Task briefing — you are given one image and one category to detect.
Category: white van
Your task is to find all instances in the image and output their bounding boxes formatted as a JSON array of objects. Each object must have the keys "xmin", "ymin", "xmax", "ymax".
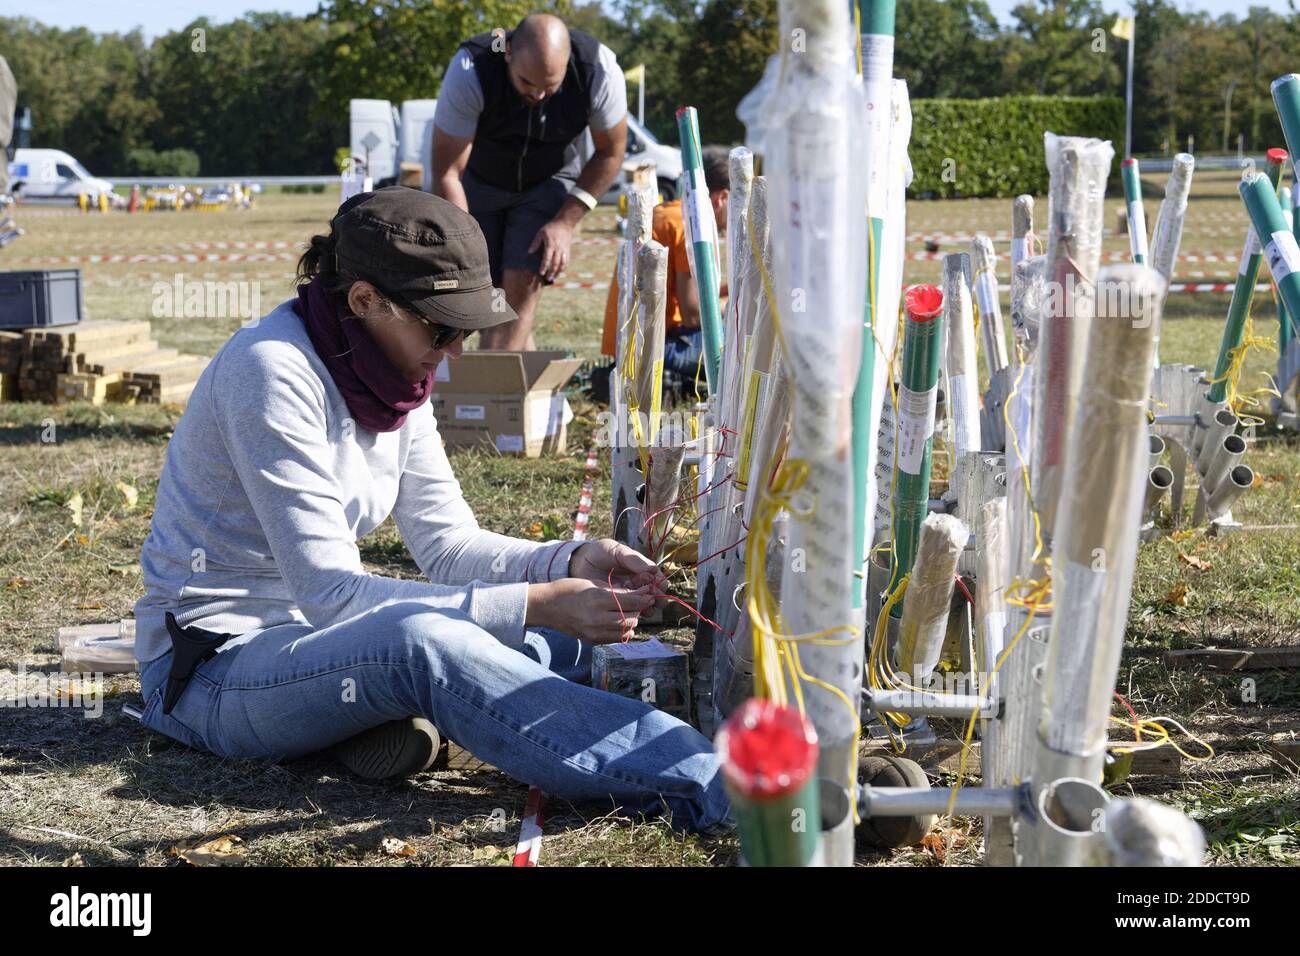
[{"xmin": 8, "ymin": 148, "xmax": 116, "ymax": 203}]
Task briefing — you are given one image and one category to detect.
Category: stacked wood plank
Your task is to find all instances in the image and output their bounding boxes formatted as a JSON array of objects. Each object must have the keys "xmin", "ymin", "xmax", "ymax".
[
  {"xmin": 0, "ymin": 331, "xmax": 21, "ymax": 400},
  {"xmin": 6, "ymin": 320, "xmax": 209, "ymax": 406}
]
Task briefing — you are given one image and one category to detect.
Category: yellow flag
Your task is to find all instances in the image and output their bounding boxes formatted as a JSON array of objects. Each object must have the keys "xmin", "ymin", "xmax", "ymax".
[
  {"xmin": 624, "ymin": 63, "xmax": 645, "ymax": 85},
  {"xmin": 1111, "ymin": 16, "xmax": 1134, "ymax": 41}
]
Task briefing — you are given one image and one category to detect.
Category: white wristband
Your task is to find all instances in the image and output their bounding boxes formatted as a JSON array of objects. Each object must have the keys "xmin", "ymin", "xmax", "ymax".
[{"xmin": 569, "ymin": 186, "xmax": 598, "ymax": 211}]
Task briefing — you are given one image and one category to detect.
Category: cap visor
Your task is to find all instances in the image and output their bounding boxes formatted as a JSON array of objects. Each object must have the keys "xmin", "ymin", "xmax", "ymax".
[{"xmin": 408, "ymin": 285, "xmax": 517, "ymax": 330}]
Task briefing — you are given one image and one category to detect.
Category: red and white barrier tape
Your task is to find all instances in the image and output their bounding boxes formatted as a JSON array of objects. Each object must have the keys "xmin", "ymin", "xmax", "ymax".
[{"xmin": 511, "ymin": 447, "xmax": 601, "ymax": 867}]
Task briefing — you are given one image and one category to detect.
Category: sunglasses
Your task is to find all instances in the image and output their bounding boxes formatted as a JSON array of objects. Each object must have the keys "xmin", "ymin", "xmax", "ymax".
[{"xmin": 385, "ymin": 291, "xmax": 466, "ymax": 350}]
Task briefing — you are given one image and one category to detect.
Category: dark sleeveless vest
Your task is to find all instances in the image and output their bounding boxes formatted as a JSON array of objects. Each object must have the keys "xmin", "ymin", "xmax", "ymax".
[{"xmin": 460, "ymin": 28, "xmax": 602, "ymax": 192}]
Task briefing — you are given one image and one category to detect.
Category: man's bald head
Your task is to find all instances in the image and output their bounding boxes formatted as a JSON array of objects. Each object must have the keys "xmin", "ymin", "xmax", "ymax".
[{"xmin": 506, "ymin": 13, "xmax": 570, "ymax": 106}]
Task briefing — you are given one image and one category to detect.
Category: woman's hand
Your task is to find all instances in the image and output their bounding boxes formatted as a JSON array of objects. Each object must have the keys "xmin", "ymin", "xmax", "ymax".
[
  {"xmin": 526, "ymin": 578, "xmax": 656, "ymax": 644},
  {"xmin": 569, "ymin": 539, "xmax": 668, "ymax": 593}
]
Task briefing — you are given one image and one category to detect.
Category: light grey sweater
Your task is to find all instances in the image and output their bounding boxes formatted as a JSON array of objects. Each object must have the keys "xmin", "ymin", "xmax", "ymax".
[{"xmin": 133, "ymin": 299, "xmax": 581, "ymax": 664}]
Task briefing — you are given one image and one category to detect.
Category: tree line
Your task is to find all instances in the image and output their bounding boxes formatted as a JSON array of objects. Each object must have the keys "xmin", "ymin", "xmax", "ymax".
[{"xmin": 1, "ymin": 0, "xmax": 1295, "ymax": 177}]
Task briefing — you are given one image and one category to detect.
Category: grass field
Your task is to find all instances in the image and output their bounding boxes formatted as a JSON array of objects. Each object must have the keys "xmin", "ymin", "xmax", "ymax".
[{"xmin": 1, "ymin": 169, "xmax": 1297, "ymax": 867}]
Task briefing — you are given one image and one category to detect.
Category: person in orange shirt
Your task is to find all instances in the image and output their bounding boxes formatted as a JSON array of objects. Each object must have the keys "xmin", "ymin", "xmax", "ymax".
[{"xmin": 601, "ymin": 146, "xmax": 731, "ymax": 379}]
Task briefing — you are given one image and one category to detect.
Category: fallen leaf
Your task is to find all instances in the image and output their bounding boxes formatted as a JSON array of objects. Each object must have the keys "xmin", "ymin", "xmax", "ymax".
[
  {"xmin": 1266, "ymin": 473, "xmax": 1288, "ymax": 483},
  {"xmin": 66, "ymin": 492, "xmax": 83, "ymax": 528},
  {"xmin": 5, "ymin": 578, "xmax": 26, "ymax": 589},
  {"xmin": 381, "ymin": 836, "xmax": 416, "ymax": 857},
  {"xmin": 176, "ymin": 834, "xmax": 246, "ymax": 866},
  {"xmin": 1169, "ymin": 529, "xmax": 1198, "ymax": 543},
  {"xmin": 116, "ymin": 481, "xmax": 139, "ymax": 509},
  {"xmin": 74, "ymin": 602, "xmax": 105, "ymax": 610},
  {"xmin": 920, "ymin": 831, "xmax": 948, "ymax": 863},
  {"xmin": 108, "ymin": 563, "xmax": 141, "ymax": 576},
  {"xmin": 75, "ymin": 534, "xmax": 89, "ymax": 545},
  {"xmin": 1163, "ymin": 582, "xmax": 1193, "ymax": 607},
  {"xmin": 1251, "ymin": 472, "xmax": 1264, "ymax": 489},
  {"xmin": 1177, "ymin": 553, "xmax": 1213, "ymax": 571}
]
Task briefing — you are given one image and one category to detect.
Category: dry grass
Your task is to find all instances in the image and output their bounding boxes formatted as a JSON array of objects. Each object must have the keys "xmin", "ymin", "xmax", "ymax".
[{"xmin": 1, "ymin": 170, "xmax": 1297, "ymax": 867}]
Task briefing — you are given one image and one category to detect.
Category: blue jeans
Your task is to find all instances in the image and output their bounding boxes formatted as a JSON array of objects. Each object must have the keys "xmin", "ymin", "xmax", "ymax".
[
  {"xmin": 137, "ymin": 602, "xmax": 731, "ymax": 832},
  {"xmin": 663, "ymin": 330, "xmax": 704, "ymax": 378}
]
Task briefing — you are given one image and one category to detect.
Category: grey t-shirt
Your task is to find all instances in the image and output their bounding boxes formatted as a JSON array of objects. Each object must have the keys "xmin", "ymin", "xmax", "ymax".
[{"xmin": 434, "ymin": 42, "xmax": 627, "ymax": 140}]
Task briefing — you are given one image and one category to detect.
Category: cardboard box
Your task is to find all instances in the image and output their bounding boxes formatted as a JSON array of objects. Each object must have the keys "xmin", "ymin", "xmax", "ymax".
[{"xmin": 431, "ymin": 350, "xmax": 582, "ymax": 457}]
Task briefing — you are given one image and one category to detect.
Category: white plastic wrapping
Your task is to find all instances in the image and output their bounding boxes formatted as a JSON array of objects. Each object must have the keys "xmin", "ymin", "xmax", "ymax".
[
  {"xmin": 1042, "ymin": 264, "xmax": 1163, "ymax": 760},
  {"xmin": 767, "ymin": 0, "xmax": 867, "ymax": 769},
  {"xmin": 896, "ymin": 512, "xmax": 967, "ymax": 687},
  {"xmin": 1033, "ymin": 133, "xmax": 1115, "ymax": 541}
]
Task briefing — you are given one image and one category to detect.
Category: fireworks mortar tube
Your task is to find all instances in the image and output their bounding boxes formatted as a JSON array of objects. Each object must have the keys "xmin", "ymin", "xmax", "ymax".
[
  {"xmin": 675, "ymin": 106, "xmax": 724, "ymax": 395},
  {"xmin": 852, "ymin": 0, "xmax": 897, "ymax": 614},
  {"xmin": 887, "ymin": 284, "xmax": 945, "ymax": 611},
  {"xmin": 894, "ymin": 512, "xmax": 967, "ymax": 689},
  {"xmin": 1120, "ymin": 158, "xmax": 1148, "ymax": 266},
  {"xmin": 942, "ymin": 252, "xmax": 981, "ymax": 527},
  {"xmin": 1239, "ymin": 169, "xmax": 1300, "ymax": 360},
  {"xmin": 1147, "ymin": 153, "xmax": 1194, "ymax": 368},
  {"xmin": 1271, "ymin": 75, "xmax": 1300, "ymax": 176},
  {"xmin": 1280, "ymin": 186, "xmax": 1294, "ymax": 354},
  {"xmin": 1204, "ymin": 152, "xmax": 1287, "ymax": 408},
  {"xmin": 1037, "ymin": 263, "xmax": 1163, "ymax": 793},
  {"xmin": 765, "ymin": 0, "xmax": 868, "ymax": 866},
  {"xmin": 971, "ymin": 233, "xmax": 1010, "ymax": 377},
  {"xmin": 716, "ymin": 699, "xmax": 822, "ymax": 867},
  {"xmin": 1032, "ymin": 134, "xmax": 1115, "ymax": 544}
]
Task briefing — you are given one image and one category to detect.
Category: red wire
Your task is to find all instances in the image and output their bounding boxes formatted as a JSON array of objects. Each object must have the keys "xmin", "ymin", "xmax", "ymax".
[
  {"xmin": 1113, "ymin": 691, "xmax": 1143, "ymax": 743},
  {"xmin": 954, "ymin": 574, "xmax": 975, "ymax": 609},
  {"xmin": 692, "ymin": 535, "xmax": 748, "ymax": 568}
]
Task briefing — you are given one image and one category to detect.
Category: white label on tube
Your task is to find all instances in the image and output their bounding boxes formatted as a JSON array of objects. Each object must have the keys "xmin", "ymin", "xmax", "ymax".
[
  {"xmin": 895, "ymin": 383, "xmax": 937, "ymax": 475},
  {"xmin": 1239, "ymin": 228, "xmax": 1260, "ymax": 275},
  {"xmin": 860, "ymin": 34, "xmax": 894, "ymax": 83},
  {"xmin": 1127, "ymin": 201, "xmax": 1149, "ymax": 259},
  {"xmin": 1264, "ymin": 230, "xmax": 1300, "ymax": 282},
  {"xmin": 684, "ymin": 167, "xmax": 715, "ymax": 251}
]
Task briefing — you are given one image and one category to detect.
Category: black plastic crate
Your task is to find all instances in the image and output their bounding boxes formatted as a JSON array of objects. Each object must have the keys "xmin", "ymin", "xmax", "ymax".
[{"xmin": 0, "ymin": 269, "xmax": 84, "ymax": 329}]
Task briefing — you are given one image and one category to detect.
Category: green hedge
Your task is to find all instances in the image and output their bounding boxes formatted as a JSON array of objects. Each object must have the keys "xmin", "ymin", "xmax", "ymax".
[{"xmin": 907, "ymin": 96, "xmax": 1124, "ymax": 199}]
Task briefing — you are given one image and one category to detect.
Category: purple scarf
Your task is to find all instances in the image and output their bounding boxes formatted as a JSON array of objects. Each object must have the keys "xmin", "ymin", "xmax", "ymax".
[{"xmin": 293, "ymin": 278, "xmax": 434, "ymax": 433}]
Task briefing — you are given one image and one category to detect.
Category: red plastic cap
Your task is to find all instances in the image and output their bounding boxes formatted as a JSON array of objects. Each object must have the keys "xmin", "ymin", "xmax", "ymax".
[
  {"xmin": 1267, "ymin": 148, "xmax": 1289, "ymax": 165},
  {"xmin": 905, "ymin": 283, "xmax": 944, "ymax": 321},
  {"xmin": 1122, "ymin": 157, "xmax": 1137, "ymax": 167},
  {"xmin": 675, "ymin": 106, "xmax": 692, "ymax": 119},
  {"xmin": 717, "ymin": 699, "xmax": 819, "ymax": 799}
]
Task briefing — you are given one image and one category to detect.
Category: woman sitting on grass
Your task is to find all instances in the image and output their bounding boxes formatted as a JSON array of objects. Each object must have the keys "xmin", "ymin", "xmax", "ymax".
[{"xmin": 133, "ymin": 187, "xmax": 731, "ymax": 833}]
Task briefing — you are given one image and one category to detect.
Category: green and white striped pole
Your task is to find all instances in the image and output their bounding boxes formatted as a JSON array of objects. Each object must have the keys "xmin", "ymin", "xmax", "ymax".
[
  {"xmin": 1205, "ymin": 150, "xmax": 1287, "ymax": 407},
  {"xmin": 1121, "ymin": 157, "xmax": 1148, "ymax": 265},
  {"xmin": 676, "ymin": 106, "xmax": 724, "ymax": 395},
  {"xmin": 887, "ymin": 285, "xmax": 944, "ymax": 611},
  {"xmin": 1241, "ymin": 171, "xmax": 1300, "ymax": 335},
  {"xmin": 852, "ymin": 0, "xmax": 895, "ymax": 612}
]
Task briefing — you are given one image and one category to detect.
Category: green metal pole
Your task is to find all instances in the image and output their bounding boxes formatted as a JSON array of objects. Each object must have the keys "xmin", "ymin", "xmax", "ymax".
[
  {"xmin": 1241, "ymin": 171, "xmax": 1300, "ymax": 331},
  {"xmin": 852, "ymin": 0, "xmax": 896, "ymax": 612},
  {"xmin": 675, "ymin": 106, "xmax": 724, "ymax": 395},
  {"xmin": 888, "ymin": 285, "xmax": 944, "ymax": 612},
  {"xmin": 1206, "ymin": 151, "xmax": 1286, "ymax": 404},
  {"xmin": 716, "ymin": 699, "xmax": 822, "ymax": 867},
  {"xmin": 1121, "ymin": 157, "xmax": 1148, "ymax": 265}
]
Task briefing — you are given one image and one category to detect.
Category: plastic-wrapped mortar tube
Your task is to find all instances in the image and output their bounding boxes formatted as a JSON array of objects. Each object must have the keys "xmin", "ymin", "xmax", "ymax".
[
  {"xmin": 895, "ymin": 512, "xmax": 967, "ymax": 688},
  {"xmin": 887, "ymin": 285, "xmax": 945, "ymax": 607},
  {"xmin": 1012, "ymin": 194, "xmax": 1035, "ymax": 275},
  {"xmin": 1281, "ymin": 185, "xmax": 1294, "ymax": 354},
  {"xmin": 766, "ymin": 0, "xmax": 867, "ymax": 852},
  {"xmin": 1147, "ymin": 153, "xmax": 1194, "ymax": 370},
  {"xmin": 971, "ymin": 234, "xmax": 1009, "ymax": 377},
  {"xmin": 717, "ymin": 699, "xmax": 822, "ymax": 866},
  {"xmin": 852, "ymin": 0, "xmax": 900, "ymax": 617},
  {"xmin": 1039, "ymin": 263, "xmax": 1163, "ymax": 786},
  {"xmin": 943, "ymin": 253, "xmax": 980, "ymax": 523},
  {"xmin": 676, "ymin": 106, "xmax": 725, "ymax": 395},
  {"xmin": 1032, "ymin": 134, "xmax": 1115, "ymax": 543}
]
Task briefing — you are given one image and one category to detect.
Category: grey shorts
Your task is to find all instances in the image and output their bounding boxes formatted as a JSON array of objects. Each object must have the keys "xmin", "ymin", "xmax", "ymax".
[{"xmin": 463, "ymin": 170, "xmax": 571, "ymax": 284}]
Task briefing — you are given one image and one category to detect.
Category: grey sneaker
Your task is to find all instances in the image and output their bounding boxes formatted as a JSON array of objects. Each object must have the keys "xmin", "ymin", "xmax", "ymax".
[{"xmin": 330, "ymin": 717, "xmax": 446, "ymax": 780}]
